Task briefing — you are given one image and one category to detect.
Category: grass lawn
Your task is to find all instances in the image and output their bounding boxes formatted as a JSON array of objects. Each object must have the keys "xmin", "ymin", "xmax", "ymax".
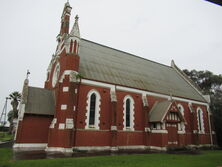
[
  {"xmin": 0, "ymin": 132, "xmax": 13, "ymax": 142},
  {"xmin": 0, "ymin": 148, "xmax": 222, "ymax": 167}
]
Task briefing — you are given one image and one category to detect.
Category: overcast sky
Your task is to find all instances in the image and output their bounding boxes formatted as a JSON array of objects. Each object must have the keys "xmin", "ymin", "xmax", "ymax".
[{"xmin": 0, "ymin": 0, "xmax": 222, "ymax": 119}]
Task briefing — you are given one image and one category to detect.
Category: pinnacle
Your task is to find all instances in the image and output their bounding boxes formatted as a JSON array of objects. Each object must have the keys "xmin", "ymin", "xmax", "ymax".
[{"xmin": 70, "ymin": 15, "xmax": 80, "ymax": 38}]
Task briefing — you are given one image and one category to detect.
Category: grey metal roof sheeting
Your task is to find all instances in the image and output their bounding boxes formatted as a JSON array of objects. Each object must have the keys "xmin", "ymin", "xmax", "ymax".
[
  {"xmin": 25, "ymin": 87, "xmax": 55, "ymax": 115},
  {"xmin": 79, "ymin": 39, "xmax": 206, "ymax": 102},
  {"xmin": 149, "ymin": 101, "xmax": 171, "ymax": 122}
]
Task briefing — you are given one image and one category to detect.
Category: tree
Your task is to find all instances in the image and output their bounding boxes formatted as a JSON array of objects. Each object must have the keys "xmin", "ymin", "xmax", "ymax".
[
  {"xmin": 9, "ymin": 91, "xmax": 21, "ymax": 118},
  {"xmin": 7, "ymin": 110, "xmax": 14, "ymax": 134},
  {"xmin": 8, "ymin": 91, "xmax": 21, "ymax": 134},
  {"xmin": 183, "ymin": 69, "xmax": 222, "ymax": 146}
]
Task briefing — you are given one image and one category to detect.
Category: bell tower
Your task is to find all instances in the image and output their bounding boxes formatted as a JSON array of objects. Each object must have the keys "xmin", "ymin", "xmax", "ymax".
[{"xmin": 45, "ymin": 2, "xmax": 81, "ymax": 152}]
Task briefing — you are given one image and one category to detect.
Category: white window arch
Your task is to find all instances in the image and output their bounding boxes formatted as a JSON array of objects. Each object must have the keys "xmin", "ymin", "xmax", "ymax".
[
  {"xmin": 197, "ymin": 107, "xmax": 205, "ymax": 133},
  {"xmin": 123, "ymin": 95, "xmax": 135, "ymax": 130},
  {"xmin": 177, "ymin": 104, "xmax": 184, "ymax": 116},
  {"xmin": 85, "ymin": 89, "xmax": 101, "ymax": 129}
]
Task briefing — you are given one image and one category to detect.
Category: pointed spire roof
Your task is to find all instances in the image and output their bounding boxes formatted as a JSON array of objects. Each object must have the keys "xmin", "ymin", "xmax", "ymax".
[
  {"xmin": 61, "ymin": 1, "xmax": 72, "ymax": 18},
  {"xmin": 70, "ymin": 15, "xmax": 80, "ymax": 38}
]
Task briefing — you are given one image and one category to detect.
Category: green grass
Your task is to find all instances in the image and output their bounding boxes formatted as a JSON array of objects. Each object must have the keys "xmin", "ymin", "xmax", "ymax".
[
  {"xmin": 0, "ymin": 132, "xmax": 13, "ymax": 142},
  {"xmin": 0, "ymin": 148, "xmax": 222, "ymax": 167}
]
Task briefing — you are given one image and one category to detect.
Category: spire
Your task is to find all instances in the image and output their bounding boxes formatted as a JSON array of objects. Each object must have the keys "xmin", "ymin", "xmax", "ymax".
[
  {"xmin": 62, "ymin": 1, "xmax": 71, "ymax": 18},
  {"xmin": 70, "ymin": 15, "xmax": 80, "ymax": 38},
  {"xmin": 59, "ymin": 2, "xmax": 72, "ymax": 36}
]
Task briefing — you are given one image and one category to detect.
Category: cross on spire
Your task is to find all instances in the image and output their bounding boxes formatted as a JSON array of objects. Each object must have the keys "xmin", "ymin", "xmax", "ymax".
[{"xmin": 26, "ymin": 70, "xmax": 30, "ymax": 79}]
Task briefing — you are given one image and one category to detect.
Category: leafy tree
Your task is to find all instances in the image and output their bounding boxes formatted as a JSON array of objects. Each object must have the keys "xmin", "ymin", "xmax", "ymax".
[
  {"xmin": 183, "ymin": 69, "xmax": 222, "ymax": 146},
  {"xmin": 9, "ymin": 91, "xmax": 21, "ymax": 118}
]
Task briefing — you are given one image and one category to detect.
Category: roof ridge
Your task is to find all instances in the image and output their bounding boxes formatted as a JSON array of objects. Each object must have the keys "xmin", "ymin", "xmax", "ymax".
[{"xmin": 81, "ymin": 38, "xmax": 171, "ymax": 69}]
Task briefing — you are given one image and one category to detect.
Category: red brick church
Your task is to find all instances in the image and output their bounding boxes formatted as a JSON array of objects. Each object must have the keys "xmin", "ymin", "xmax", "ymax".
[{"xmin": 14, "ymin": 2, "xmax": 215, "ymax": 152}]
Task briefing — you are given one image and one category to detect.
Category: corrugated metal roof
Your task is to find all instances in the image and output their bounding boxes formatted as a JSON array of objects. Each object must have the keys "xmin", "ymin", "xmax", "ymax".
[
  {"xmin": 79, "ymin": 39, "xmax": 206, "ymax": 102},
  {"xmin": 149, "ymin": 101, "xmax": 171, "ymax": 122},
  {"xmin": 25, "ymin": 87, "xmax": 55, "ymax": 115}
]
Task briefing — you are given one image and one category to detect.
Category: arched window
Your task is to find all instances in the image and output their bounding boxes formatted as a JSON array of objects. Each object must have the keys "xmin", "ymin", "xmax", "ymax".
[
  {"xmin": 89, "ymin": 93, "xmax": 96, "ymax": 125},
  {"xmin": 85, "ymin": 90, "xmax": 101, "ymax": 129},
  {"xmin": 197, "ymin": 107, "xmax": 204, "ymax": 133},
  {"xmin": 126, "ymin": 99, "xmax": 130, "ymax": 127},
  {"xmin": 123, "ymin": 95, "xmax": 135, "ymax": 130},
  {"xmin": 198, "ymin": 110, "xmax": 202, "ymax": 131}
]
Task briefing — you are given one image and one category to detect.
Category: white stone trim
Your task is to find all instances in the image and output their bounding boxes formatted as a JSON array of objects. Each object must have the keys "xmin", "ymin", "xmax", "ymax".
[
  {"xmin": 110, "ymin": 90, "xmax": 117, "ymax": 102},
  {"xmin": 82, "ymin": 79, "xmax": 115, "ymax": 91},
  {"xmin": 177, "ymin": 103, "xmax": 184, "ymax": 116},
  {"xmin": 207, "ymin": 107, "xmax": 213, "ymax": 145},
  {"xmin": 85, "ymin": 89, "xmax": 101, "ymax": 130},
  {"xmin": 168, "ymin": 141, "xmax": 178, "ymax": 145},
  {"xmin": 188, "ymin": 102, "xmax": 194, "ymax": 113},
  {"xmin": 81, "ymin": 79, "xmax": 208, "ymax": 106},
  {"xmin": 123, "ymin": 95, "xmax": 135, "ymax": 131},
  {"xmin": 55, "ymin": 41, "xmax": 65, "ymax": 56},
  {"xmin": 145, "ymin": 127, "xmax": 151, "ymax": 132},
  {"xmin": 111, "ymin": 147, "xmax": 118, "ymax": 151},
  {"xmin": 74, "ymin": 146, "xmax": 111, "ymax": 151},
  {"xmin": 111, "ymin": 126, "xmax": 117, "ymax": 131},
  {"xmin": 118, "ymin": 145, "xmax": 147, "ymax": 150},
  {"xmin": 149, "ymin": 146, "xmax": 167, "ymax": 151},
  {"xmin": 142, "ymin": 95, "xmax": 148, "ymax": 106},
  {"xmin": 59, "ymin": 123, "xmax": 65, "ymax": 129},
  {"xmin": 187, "ymin": 144, "xmax": 213, "ymax": 149},
  {"xmin": 178, "ymin": 130, "xmax": 186, "ymax": 134},
  {"xmin": 151, "ymin": 129, "xmax": 168, "ymax": 134},
  {"xmin": 63, "ymin": 87, "xmax": 69, "ymax": 92},
  {"xmin": 13, "ymin": 143, "xmax": 47, "ymax": 150},
  {"xmin": 18, "ymin": 103, "xmax": 25, "ymax": 121},
  {"xmin": 59, "ymin": 70, "xmax": 79, "ymax": 83},
  {"xmin": 193, "ymin": 130, "xmax": 198, "ymax": 134},
  {"xmin": 61, "ymin": 104, "xmax": 67, "ymax": 110},
  {"xmin": 118, "ymin": 130, "xmax": 143, "ymax": 133},
  {"xmin": 52, "ymin": 62, "xmax": 60, "ymax": 87},
  {"xmin": 117, "ymin": 85, "xmax": 208, "ymax": 106},
  {"xmin": 49, "ymin": 118, "xmax": 57, "ymax": 129},
  {"xmin": 76, "ymin": 128, "xmax": 110, "ymax": 132},
  {"xmin": 178, "ymin": 122, "xmax": 185, "ymax": 132},
  {"xmin": 65, "ymin": 118, "xmax": 74, "ymax": 129},
  {"xmin": 45, "ymin": 147, "xmax": 73, "ymax": 153},
  {"xmin": 197, "ymin": 107, "xmax": 205, "ymax": 134}
]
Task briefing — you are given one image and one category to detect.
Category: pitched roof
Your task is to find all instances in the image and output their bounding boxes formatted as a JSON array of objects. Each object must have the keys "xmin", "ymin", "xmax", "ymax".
[
  {"xmin": 25, "ymin": 87, "xmax": 55, "ymax": 115},
  {"xmin": 79, "ymin": 39, "xmax": 206, "ymax": 102},
  {"xmin": 149, "ymin": 101, "xmax": 172, "ymax": 122},
  {"xmin": 149, "ymin": 100, "xmax": 186, "ymax": 123}
]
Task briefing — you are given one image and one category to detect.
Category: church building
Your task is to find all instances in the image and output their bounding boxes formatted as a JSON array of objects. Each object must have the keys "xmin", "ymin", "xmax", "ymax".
[{"xmin": 14, "ymin": 2, "xmax": 215, "ymax": 152}]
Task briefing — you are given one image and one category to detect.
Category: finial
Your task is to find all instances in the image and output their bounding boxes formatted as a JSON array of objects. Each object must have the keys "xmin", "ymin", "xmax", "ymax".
[
  {"xmin": 75, "ymin": 15, "xmax": 79, "ymax": 22},
  {"xmin": 26, "ymin": 70, "xmax": 30, "ymax": 79},
  {"xmin": 171, "ymin": 59, "xmax": 175, "ymax": 67}
]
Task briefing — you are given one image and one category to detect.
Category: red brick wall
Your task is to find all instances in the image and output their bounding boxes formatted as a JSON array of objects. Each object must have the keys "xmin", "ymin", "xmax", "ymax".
[{"xmin": 16, "ymin": 114, "xmax": 52, "ymax": 143}]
